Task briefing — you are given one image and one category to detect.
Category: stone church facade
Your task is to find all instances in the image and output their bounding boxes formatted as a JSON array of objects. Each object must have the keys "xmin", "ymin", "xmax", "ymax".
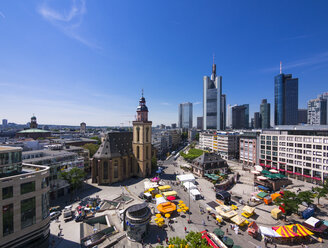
[{"xmin": 91, "ymin": 94, "xmax": 153, "ymax": 185}]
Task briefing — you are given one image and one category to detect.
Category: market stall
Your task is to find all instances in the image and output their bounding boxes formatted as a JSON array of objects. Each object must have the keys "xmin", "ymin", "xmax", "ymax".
[
  {"xmin": 231, "ymin": 215, "xmax": 248, "ymax": 226},
  {"xmin": 176, "ymin": 174, "xmax": 196, "ymax": 184},
  {"xmin": 157, "ymin": 201, "xmax": 177, "ymax": 214},
  {"xmin": 162, "ymin": 191, "xmax": 177, "ymax": 198},
  {"xmin": 158, "ymin": 185, "xmax": 171, "ymax": 193},
  {"xmin": 242, "ymin": 206, "xmax": 255, "ymax": 218}
]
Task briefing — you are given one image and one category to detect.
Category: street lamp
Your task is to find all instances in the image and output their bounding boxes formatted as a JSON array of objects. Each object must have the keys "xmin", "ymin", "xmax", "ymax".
[{"xmin": 188, "ymin": 183, "xmax": 191, "ymax": 223}]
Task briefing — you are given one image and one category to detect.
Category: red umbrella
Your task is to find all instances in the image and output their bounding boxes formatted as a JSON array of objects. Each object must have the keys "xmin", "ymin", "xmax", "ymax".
[{"xmin": 167, "ymin": 196, "xmax": 176, "ymax": 201}]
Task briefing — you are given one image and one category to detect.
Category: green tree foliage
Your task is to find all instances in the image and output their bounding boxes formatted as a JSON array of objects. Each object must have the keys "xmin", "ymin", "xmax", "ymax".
[
  {"xmin": 274, "ymin": 190, "xmax": 300, "ymax": 219},
  {"xmin": 195, "ymin": 133, "xmax": 199, "ymax": 141},
  {"xmin": 60, "ymin": 167, "xmax": 86, "ymax": 199},
  {"xmin": 313, "ymin": 186, "xmax": 328, "ymax": 205},
  {"xmin": 185, "ymin": 231, "xmax": 210, "ymax": 248},
  {"xmin": 297, "ymin": 191, "xmax": 314, "ymax": 206},
  {"xmin": 83, "ymin": 143, "xmax": 100, "ymax": 157},
  {"xmin": 90, "ymin": 136, "xmax": 101, "ymax": 145},
  {"xmin": 151, "ymin": 156, "xmax": 158, "ymax": 170},
  {"xmin": 180, "ymin": 148, "xmax": 204, "ymax": 161},
  {"xmin": 181, "ymin": 132, "xmax": 188, "ymax": 140}
]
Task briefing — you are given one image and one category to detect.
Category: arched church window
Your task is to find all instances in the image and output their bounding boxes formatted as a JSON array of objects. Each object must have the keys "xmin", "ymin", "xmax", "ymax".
[
  {"xmin": 146, "ymin": 127, "xmax": 149, "ymax": 142},
  {"xmin": 136, "ymin": 127, "xmax": 140, "ymax": 142}
]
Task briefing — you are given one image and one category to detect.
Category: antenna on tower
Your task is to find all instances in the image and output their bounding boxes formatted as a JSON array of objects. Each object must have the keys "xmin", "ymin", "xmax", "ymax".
[
  {"xmin": 142, "ymin": 89, "xmax": 144, "ymax": 97},
  {"xmin": 213, "ymin": 53, "xmax": 215, "ymax": 64},
  {"xmin": 280, "ymin": 61, "xmax": 282, "ymax": 74}
]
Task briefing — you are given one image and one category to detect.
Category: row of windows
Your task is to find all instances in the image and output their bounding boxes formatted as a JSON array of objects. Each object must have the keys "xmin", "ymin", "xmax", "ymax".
[
  {"xmin": 2, "ymin": 179, "xmax": 48, "ymax": 200},
  {"xmin": 136, "ymin": 127, "xmax": 150, "ymax": 143}
]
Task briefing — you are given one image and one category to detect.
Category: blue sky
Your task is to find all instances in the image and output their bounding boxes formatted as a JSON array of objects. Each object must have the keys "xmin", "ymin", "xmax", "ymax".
[{"xmin": 1, "ymin": 0, "xmax": 328, "ymax": 126}]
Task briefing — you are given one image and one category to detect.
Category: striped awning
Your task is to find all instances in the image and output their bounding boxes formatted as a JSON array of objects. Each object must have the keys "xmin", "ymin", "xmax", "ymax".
[{"xmin": 272, "ymin": 224, "xmax": 313, "ymax": 237}]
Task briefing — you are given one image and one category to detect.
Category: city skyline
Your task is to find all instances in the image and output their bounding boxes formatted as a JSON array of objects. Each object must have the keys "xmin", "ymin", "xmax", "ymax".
[{"xmin": 1, "ymin": 1, "xmax": 328, "ymax": 126}]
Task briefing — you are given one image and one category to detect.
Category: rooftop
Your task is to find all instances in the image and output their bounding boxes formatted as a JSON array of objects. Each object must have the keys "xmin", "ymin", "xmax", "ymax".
[
  {"xmin": 0, "ymin": 146, "xmax": 22, "ymax": 152},
  {"xmin": 17, "ymin": 128, "xmax": 51, "ymax": 133}
]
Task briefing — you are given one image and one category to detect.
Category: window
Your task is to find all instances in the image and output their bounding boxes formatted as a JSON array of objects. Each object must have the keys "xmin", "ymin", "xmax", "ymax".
[
  {"xmin": 41, "ymin": 193, "xmax": 49, "ymax": 220},
  {"xmin": 123, "ymin": 159, "xmax": 126, "ymax": 175},
  {"xmin": 2, "ymin": 186, "xmax": 13, "ymax": 200},
  {"xmin": 130, "ymin": 157, "xmax": 133, "ymax": 173},
  {"xmin": 103, "ymin": 161, "xmax": 108, "ymax": 180},
  {"xmin": 21, "ymin": 197, "xmax": 36, "ymax": 229},
  {"xmin": 41, "ymin": 177, "xmax": 49, "ymax": 189},
  {"xmin": 3, "ymin": 204, "xmax": 14, "ymax": 236},
  {"xmin": 137, "ymin": 146, "xmax": 140, "ymax": 159},
  {"xmin": 21, "ymin": 181, "xmax": 35, "ymax": 195},
  {"xmin": 114, "ymin": 161, "xmax": 118, "ymax": 178},
  {"xmin": 136, "ymin": 127, "xmax": 140, "ymax": 142},
  {"xmin": 146, "ymin": 127, "xmax": 149, "ymax": 142},
  {"xmin": 146, "ymin": 146, "xmax": 149, "ymax": 159}
]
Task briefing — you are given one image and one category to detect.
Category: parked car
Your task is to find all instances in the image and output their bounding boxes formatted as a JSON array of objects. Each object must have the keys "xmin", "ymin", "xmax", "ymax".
[
  {"xmin": 50, "ymin": 211, "xmax": 61, "ymax": 220},
  {"xmin": 49, "ymin": 206, "xmax": 60, "ymax": 213}
]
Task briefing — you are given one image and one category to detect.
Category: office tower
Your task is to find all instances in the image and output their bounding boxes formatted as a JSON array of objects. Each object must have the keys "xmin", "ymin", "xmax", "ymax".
[
  {"xmin": 298, "ymin": 109, "xmax": 307, "ymax": 124},
  {"xmin": 171, "ymin": 123, "xmax": 177, "ymax": 129},
  {"xmin": 307, "ymin": 94, "xmax": 327, "ymax": 125},
  {"xmin": 178, "ymin": 102, "xmax": 193, "ymax": 129},
  {"xmin": 2, "ymin": 119, "xmax": 8, "ymax": 127},
  {"xmin": 254, "ymin": 112, "xmax": 261, "ymax": 129},
  {"xmin": 260, "ymin": 99, "xmax": 271, "ymax": 129},
  {"xmin": 250, "ymin": 118, "xmax": 254, "ymax": 129},
  {"xmin": 242, "ymin": 104, "xmax": 249, "ymax": 129},
  {"xmin": 221, "ymin": 94, "xmax": 226, "ymax": 130},
  {"xmin": 197, "ymin": 117, "xmax": 203, "ymax": 130},
  {"xmin": 232, "ymin": 105, "xmax": 247, "ymax": 129},
  {"xmin": 203, "ymin": 60, "xmax": 223, "ymax": 130},
  {"xmin": 274, "ymin": 63, "xmax": 299, "ymax": 125},
  {"xmin": 227, "ymin": 104, "xmax": 236, "ymax": 129},
  {"xmin": 80, "ymin": 122, "xmax": 86, "ymax": 134}
]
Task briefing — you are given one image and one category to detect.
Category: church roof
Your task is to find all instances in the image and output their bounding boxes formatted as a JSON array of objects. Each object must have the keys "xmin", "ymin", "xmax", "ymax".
[{"xmin": 93, "ymin": 131, "xmax": 133, "ymax": 159}]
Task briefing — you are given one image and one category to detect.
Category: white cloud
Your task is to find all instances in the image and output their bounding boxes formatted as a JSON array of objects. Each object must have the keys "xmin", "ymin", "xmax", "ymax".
[
  {"xmin": 37, "ymin": 0, "xmax": 101, "ymax": 50},
  {"xmin": 193, "ymin": 101, "xmax": 201, "ymax": 105},
  {"xmin": 161, "ymin": 102, "xmax": 170, "ymax": 106}
]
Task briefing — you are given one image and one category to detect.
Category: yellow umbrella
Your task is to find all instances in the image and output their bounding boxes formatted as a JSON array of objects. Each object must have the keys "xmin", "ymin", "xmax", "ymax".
[
  {"xmin": 177, "ymin": 209, "xmax": 182, "ymax": 213},
  {"xmin": 159, "ymin": 218, "xmax": 164, "ymax": 222},
  {"xmin": 149, "ymin": 188, "xmax": 155, "ymax": 191},
  {"xmin": 179, "ymin": 200, "xmax": 184, "ymax": 204},
  {"xmin": 156, "ymin": 213, "xmax": 162, "ymax": 218},
  {"xmin": 155, "ymin": 194, "xmax": 162, "ymax": 198},
  {"xmin": 165, "ymin": 213, "xmax": 170, "ymax": 218},
  {"xmin": 184, "ymin": 207, "xmax": 189, "ymax": 211}
]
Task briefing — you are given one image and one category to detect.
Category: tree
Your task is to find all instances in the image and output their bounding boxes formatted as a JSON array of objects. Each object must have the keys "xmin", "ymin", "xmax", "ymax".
[
  {"xmin": 195, "ymin": 133, "xmax": 199, "ymax": 141},
  {"xmin": 185, "ymin": 231, "xmax": 210, "ymax": 248},
  {"xmin": 297, "ymin": 191, "xmax": 314, "ymax": 206},
  {"xmin": 60, "ymin": 167, "xmax": 86, "ymax": 200},
  {"xmin": 274, "ymin": 190, "xmax": 300, "ymax": 220},
  {"xmin": 313, "ymin": 187, "xmax": 328, "ymax": 205},
  {"xmin": 83, "ymin": 143, "xmax": 99, "ymax": 157},
  {"xmin": 90, "ymin": 136, "xmax": 101, "ymax": 145},
  {"xmin": 151, "ymin": 156, "xmax": 158, "ymax": 171},
  {"xmin": 181, "ymin": 132, "xmax": 188, "ymax": 140}
]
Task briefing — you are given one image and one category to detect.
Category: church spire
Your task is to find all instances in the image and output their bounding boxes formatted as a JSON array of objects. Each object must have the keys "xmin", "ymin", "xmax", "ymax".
[{"xmin": 136, "ymin": 91, "xmax": 148, "ymax": 122}]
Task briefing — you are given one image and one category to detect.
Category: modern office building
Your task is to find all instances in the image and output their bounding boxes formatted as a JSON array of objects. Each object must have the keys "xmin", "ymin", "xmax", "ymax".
[
  {"xmin": 178, "ymin": 102, "xmax": 193, "ymax": 129},
  {"xmin": 259, "ymin": 126, "xmax": 328, "ymax": 183},
  {"xmin": 274, "ymin": 66, "xmax": 299, "ymax": 125},
  {"xmin": 203, "ymin": 61, "xmax": 224, "ymax": 130},
  {"xmin": 80, "ymin": 122, "xmax": 86, "ymax": 134},
  {"xmin": 171, "ymin": 123, "xmax": 177, "ymax": 129},
  {"xmin": 0, "ymin": 146, "xmax": 50, "ymax": 248},
  {"xmin": 197, "ymin": 117, "xmax": 203, "ymax": 130},
  {"xmin": 298, "ymin": 109, "xmax": 308, "ymax": 124},
  {"xmin": 254, "ymin": 112, "xmax": 261, "ymax": 129},
  {"xmin": 226, "ymin": 104, "xmax": 236, "ymax": 129},
  {"xmin": 221, "ymin": 94, "xmax": 227, "ymax": 130},
  {"xmin": 260, "ymin": 99, "xmax": 271, "ymax": 129},
  {"xmin": 307, "ymin": 94, "xmax": 328, "ymax": 125},
  {"xmin": 243, "ymin": 104, "xmax": 249, "ymax": 129},
  {"xmin": 232, "ymin": 105, "xmax": 247, "ymax": 129},
  {"xmin": 2, "ymin": 119, "xmax": 8, "ymax": 128}
]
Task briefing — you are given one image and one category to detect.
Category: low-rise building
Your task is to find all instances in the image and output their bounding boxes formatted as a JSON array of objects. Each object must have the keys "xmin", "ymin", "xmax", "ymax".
[
  {"xmin": 0, "ymin": 146, "xmax": 50, "ymax": 248},
  {"xmin": 192, "ymin": 153, "xmax": 228, "ymax": 177},
  {"xmin": 22, "ymin": 148, "xmax": 84, "ymax": 200},
  {"xmin": 239, "ymin": 131, "xmax": 261, "ymax": 167}
]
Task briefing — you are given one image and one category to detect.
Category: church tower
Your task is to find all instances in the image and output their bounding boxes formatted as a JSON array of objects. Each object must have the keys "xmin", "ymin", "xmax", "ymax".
[
  {"xmin": 30, "ymin": 115, "xmax": 37, "ymax": 129},
  {"xmin": 133, "ymin": 92, "xmax": 152, "ymax": 177}
]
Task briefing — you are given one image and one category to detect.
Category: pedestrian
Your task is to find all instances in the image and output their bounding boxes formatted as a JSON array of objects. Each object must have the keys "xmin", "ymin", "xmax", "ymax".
[
  {"xmin": 207, "ymin": 215, "xmax": 210, "ymax": 221},
  {"xmin": 264, "ymin": 238, "xmax": 268, "ymax": 248},
  {"xmin": 165, "ymin": 237, "xmax": 169, "ymax": 244},
  {"xmin": 202, "ymin": 219, "xmax": 206, "ymax": 226},
  {"xmin": 230, "ymin": 224, "xmax": 233, "ymax": 230},
  {"xmin": 58, "ymin": 224, "xmax": 61, "ymax": 229},
  {"xmin": 226, "ymin": 228, "xmax": 229, "ymax": 234},
  {"xmin": 184, "ymin": 226, "xmax": 187, "ymax": 233}
]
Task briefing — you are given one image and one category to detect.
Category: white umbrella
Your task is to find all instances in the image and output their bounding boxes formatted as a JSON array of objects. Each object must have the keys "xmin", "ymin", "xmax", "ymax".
[
  {"xmin": 251, "ymin": 171, "xmax": 260, "ymax": 174},
  {"xmin": 254, "ymin": 165, "xmax": 263, "ymax": 172},
  {"xmin": 257, "ymin": 176, "xmax": 267, "ymax": 180},
  {"xmin": 269, "ymin": 169, "xmax": 278, "ymax": 173}
]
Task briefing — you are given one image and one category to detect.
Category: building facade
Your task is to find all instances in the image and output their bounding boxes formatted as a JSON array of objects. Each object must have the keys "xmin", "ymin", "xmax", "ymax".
[
  {"xmin": 0, "ymin": 146, "xmax": 50, "ymax": 248},
  {"xmin": 239, "ymin": 132, "xmax": 260, "ymax": 166},
  {"xmin": 298, "ymin": 109, "xmax": 307, "ymax": 124},
  {"xmin": 232, "ymin": 105, "xmax": 247, "ymax": 129},
  {"xmin": 178, "ymin": 102, "xmax": 193, "ymax": 129},
  {"xmin": 197, "ymin": 117, "xmax": 203, "ymax": 130},
  {"xmin": 259, "ymin": 127, "xmax": 328, "ymax": 183},
  {"xmin": 203, "ymin": 62, "xmax": 224, "ymax": 130},
  {"xmin": 274, "ymin": 71, "xmax": 299, "ymax": 125},
  {"xmin": 307, "ymin": 94, "xmax": 327, "ymax": 125},
  {"xmin": 192, "ymin": 153, "xmax": 228, "ymax": 177},
  {"xmin": 260, "ymin": 99, "xmax": 271, "ymax": 129},
  {"xmin": 80, "ymin": 122, "xmax": 86, "ymax": 134},
  {"xmin": 254, "ymin": 112, "xmax": 261, "ymax": 129}
]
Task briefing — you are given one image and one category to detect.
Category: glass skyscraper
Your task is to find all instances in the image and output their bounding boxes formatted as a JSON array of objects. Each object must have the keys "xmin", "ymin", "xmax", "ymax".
[
  {"xmin": 178, "ymin": 102, "xmax": 193, "ymax": 129},
  {"xmin": 274, "ymin": 73, "xmax": 298, "ymax": 125},
  {"xmin": 203, "ymin": 62, "xmax": 224, "ymax": 130},
  {"xmin": 260, "ymin": 99, "xmax": 271, "ymax": 129}
]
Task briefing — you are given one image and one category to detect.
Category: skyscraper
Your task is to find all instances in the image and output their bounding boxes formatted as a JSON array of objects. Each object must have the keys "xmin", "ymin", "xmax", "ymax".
[
  {"xmin": 307, "ymin": 94, "xmax": 327, "ymax": 125},
  {"xmin": 226, "ymin": 104, "xmax": 236, "ymax": 129},
  {"xmin": 274, "ymin": 63, "xmax": 299, "ymax": 125},
  {"xmin": 232, "ymin": 105, "xmax": 247, "ymax": 129},
  {"xmin": 178, "ymin": 102, "xmax": 193, "ymax": 129},
  {"xmin": 260, "ymin": 99, "xmax": 271, "ymax": 129},
  {"xmin": 297, "ymin": 109, "xmax": 307, "ymax": 124},
  {"xmin": 221, "ymin": 94, "xmax": 226, "ymax": 130},
  {"xmin": 253, "ymin": 112, "xmax": 261, "ymax": 129},
  {"xmin": 203, "ymin": 60, "xmax": 223, "ymax": 130},
  {"xmin": 2, "ymin": 119, "xmax": 8, "ymax": 127},
  {"xmin": 197, "ymin": 117, "xmax": 203, "ymax": 130},
  {"xmin": 242, "ymin": 104, "xmax": 249, "ymax": 129}
]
